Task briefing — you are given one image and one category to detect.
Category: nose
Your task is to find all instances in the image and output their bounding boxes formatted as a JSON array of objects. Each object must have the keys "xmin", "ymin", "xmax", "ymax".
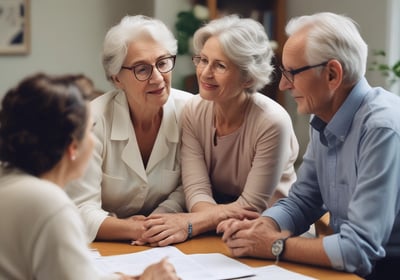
[
  {"xmin": 201, "ymin": 63, "xmax": 214, "ymax": 77},
  {"xmin": 149, "ymin": 66, "xmax": 164, "ymax": 82},
  {"xmin": 279, "ymin": 75, "xmax": 292, "ymax": 91}
]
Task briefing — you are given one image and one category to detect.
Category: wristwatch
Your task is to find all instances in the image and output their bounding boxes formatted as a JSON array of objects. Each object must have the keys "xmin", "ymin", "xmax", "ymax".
[{"xmin": 271, "ymin": 236, "xmax": 289, "ymax": 264}]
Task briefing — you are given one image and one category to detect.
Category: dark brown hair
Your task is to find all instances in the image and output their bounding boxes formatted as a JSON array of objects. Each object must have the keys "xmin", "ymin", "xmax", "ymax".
[{"xmin": 0, "ymin": 73, "xmax": 89, "ymax": 176}]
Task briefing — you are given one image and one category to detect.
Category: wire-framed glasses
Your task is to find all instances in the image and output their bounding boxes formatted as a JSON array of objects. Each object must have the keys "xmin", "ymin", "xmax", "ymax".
[
  {"xmin": 279, "ymin": 61, "xmax": 329, "ymax": 84},
  {"xmin": 121, "ymin": 55, "xmax": 176, "ymax": 81},
  {"xmin": 192, "ymin": 55, "xmax": 228, "ymax": 74}
]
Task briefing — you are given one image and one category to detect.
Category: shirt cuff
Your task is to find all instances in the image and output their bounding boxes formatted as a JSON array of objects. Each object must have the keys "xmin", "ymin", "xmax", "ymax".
[
  {"xmin": 262, "ymin": 207, "xmax": 296, "ymax": 232},
  {"xmin": 323, "ymin": 234, "xmax": 344, "ymax": 270}
]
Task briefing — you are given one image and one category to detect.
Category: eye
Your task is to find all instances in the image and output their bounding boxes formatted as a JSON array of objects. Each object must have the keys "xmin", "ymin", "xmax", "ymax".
[
  {"xmin": 199, "ymin": 57, "xmax": 208, "ymax": 66},
  {"xmin": 157, "ymin": 59, "xmax": 168, "ymax": 68},
  {"xmin": 134, "ymin": 64, "xmax": 149, "ymax": 74},
  {"xmin": 215, "ymin": 62, "xmax": 227, "ymax": 71}
]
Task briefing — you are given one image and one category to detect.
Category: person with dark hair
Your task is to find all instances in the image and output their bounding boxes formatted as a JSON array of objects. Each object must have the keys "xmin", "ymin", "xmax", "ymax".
[
  {"xmin": 0, "ymin": 73, "xmax": 179, "ymax": 279},
  {"xmin": 217, "ymin": 12, "xmax": 400, "ymax": 279}
]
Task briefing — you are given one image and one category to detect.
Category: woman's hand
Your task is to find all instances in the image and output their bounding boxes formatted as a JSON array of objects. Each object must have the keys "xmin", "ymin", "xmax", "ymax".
[
  {"xmin": 139, "ymin": 258, "xmax": 180, "ymax": 280},
  {"xmin": 97, "ymin": 215, "xmax": 147, "ymax": 242},
  {"xmin": 136, "ymin": 203, "xmax": 260, "ymax": 247},
  {"xmin": 137, "ymin": 213, "xmax": 192, "ymax": 246},
  {"xmin": 116, "ymin": 258, "xmax": 180, "ymax": 280},
  {"xmin": 211, "ymin": 203, "xmax": 260, "ymax": 222}
]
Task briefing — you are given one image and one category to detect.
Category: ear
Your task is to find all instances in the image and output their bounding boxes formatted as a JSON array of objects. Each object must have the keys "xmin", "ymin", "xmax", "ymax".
[
  {"xmin": 111, "ymin": 75, "xmax": 123, "ymax": 89},
  {"xmin": 326, "ymin": 59, "xmax": 343, "ymax": 90},
  {"xmin": 67, "ymin": 140, "xmax": 79, "ymax": 161},
  {"xmin": 242, "ymin": 78, "xmax": 254, "ymax": 90}
]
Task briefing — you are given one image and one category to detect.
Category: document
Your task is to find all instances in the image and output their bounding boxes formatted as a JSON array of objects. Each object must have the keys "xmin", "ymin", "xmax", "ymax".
[
  {"xmin": 91, "ymin": 247, "xmax": 316, "ymax": 280},
  {"xmin": 243, "ymin": 265, "xmax": 317, "ymax": 280},
  {"xmin": 91, "ymin": 246, "xmax": 254, "ymax": 280}
]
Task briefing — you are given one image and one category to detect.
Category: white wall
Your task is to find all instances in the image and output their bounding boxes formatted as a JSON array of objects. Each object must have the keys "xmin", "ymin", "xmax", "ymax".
[{"xmin": 0, "ymin": 0, "xmax": 192, "ymax": 98}]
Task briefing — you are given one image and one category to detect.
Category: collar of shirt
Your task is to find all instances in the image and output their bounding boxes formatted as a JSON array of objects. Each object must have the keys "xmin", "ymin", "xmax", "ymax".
[{"xmin": 310, "ymin": 77, "xmax": 371, "ymax": 147}]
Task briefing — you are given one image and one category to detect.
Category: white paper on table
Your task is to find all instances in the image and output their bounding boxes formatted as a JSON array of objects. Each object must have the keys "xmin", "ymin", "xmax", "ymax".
[
  {"xmin": 242, "ymin": 265, "xmax": 318, "ymax": 280},
  {"xmin": 188, "ymin": 253, "xmax": 255, "ymax": 279},
  {"xmin": 91, "ymin": 246, "xmax": 254, "ymax": 280}
]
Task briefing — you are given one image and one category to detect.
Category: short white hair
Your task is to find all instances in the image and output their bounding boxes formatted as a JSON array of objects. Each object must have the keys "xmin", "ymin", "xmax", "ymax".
[
  {"xmin": 102, "ymin": 15, "xmax": 177, "ymax": 84},
  {"xmin": 286, "ymin": 12, "xmax": 368, "ymax": 84}
]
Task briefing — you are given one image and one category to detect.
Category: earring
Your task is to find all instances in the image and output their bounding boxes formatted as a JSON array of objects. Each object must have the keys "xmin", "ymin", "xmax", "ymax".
[{"xmin": 71, "ymin": 154, "xmax": 77, "ymax": 161}]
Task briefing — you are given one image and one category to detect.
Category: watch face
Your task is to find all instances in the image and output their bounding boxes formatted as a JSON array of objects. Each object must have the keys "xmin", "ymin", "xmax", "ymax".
[{"xmin": 271, "ymin": 239, "xmax": 284, "ymax": 256}]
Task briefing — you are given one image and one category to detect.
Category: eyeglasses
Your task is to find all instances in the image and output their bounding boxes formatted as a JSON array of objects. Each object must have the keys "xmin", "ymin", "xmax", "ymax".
[
  {"xmin": 279, "ymin": 61, "xmax": 329, "ymax": 84},
  {"xmin": 192, "ymin": 55, "xmax": 228, "ymax": 74},
  {"xmin": 121, "ymin": 55, "xmax": 176, "ymax": 81}
]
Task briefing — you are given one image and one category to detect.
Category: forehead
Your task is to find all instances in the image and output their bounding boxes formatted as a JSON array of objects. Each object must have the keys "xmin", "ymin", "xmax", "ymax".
[
  {"xmin": 125, "ymin": 35, "xmax": 168, "ymax": 63},
  {"xmin": 201, "ymin": 36, "xmax": 228, "ymax": 59},
  {"xmin": 282, "ymin": 30, "xmax": 308, "ymax": 67}
]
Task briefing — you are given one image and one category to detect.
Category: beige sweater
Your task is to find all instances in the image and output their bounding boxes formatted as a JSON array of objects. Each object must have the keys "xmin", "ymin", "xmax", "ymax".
[{"xmin": 182, "ymin": 93, "xmax": 299, "ymax": 212}]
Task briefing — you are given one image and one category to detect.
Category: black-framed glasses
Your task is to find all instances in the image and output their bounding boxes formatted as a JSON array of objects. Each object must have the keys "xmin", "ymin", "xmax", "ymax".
[
  {"xmin": 279, "ymin": 61, "xmax": 329, "ymax": 84},
  {"xmin": 192, "ymin": 55, "xmax": 228, "ymax": 74},
  {"xmin": 121, "ymin": 55, "xmax": 176, "ymax": 81}
]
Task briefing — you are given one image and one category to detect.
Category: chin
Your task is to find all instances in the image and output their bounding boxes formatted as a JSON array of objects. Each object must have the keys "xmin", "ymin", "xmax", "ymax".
[{"xmin": 199, "ymin": 91, "xmax": 215, "ymax": 101}]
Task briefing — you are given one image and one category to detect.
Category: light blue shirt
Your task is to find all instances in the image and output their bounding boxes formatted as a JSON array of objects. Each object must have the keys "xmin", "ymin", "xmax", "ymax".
[{"xmin": 263, "ymin": 78, "xmax": 400, "ymax": 277}]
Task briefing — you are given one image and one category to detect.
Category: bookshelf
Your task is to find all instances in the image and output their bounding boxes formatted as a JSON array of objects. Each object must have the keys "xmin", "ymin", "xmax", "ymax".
[{"xmin": 194, "ymin": 0, "xmax": 287, "ymax": 105}]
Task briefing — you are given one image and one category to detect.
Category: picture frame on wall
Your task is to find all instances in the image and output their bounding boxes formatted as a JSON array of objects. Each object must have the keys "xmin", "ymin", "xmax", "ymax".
[{"xmin": 0, "ymin": 0, "xmax": 30, "ymax": 55}]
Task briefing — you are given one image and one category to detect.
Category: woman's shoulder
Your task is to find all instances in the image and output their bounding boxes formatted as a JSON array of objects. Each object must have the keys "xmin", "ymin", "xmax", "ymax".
[
  {"xmin": 170, "ymin": 88, "xmax": 193, "ymax": 100},
  {"xmin": 247, "ymin": 93, "xmax": 293, "ymax": 127},
  {"xmin": 169, "ymin": 88, "xmax": 194, "ymax": 108},
  {"xmin": 90, "ymin": 89, "xmax": 125, "ymax": 130},
  {"xmin": 0, "ymin": 170, "xmax": 73, "ymax": 213},
  {"xmin": 251, "ymin": 93, "xmax": 291, "ymax": 117}
]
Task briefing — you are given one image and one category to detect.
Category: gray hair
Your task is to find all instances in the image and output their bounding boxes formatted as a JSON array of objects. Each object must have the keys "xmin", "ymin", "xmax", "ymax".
[
  {"xmin": 286, "ymin": 12, "xmax": 368, "ymax": 84},
  {"xmin": 102, "ymin": 15, "xmax": 177, "ymax": 84},
  {"xmin": 193, "ymin": 14, "xmax": 274, "ymax": 94}
]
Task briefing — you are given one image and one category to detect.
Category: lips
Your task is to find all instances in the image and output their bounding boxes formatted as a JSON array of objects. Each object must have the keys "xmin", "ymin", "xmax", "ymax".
[
  {"xmin": 200, "ymin": 81, "xmax": 218, "ymax": 90},
  {"xmin": 147, "ymin": 87, "xmax": 164, "ymax": 95}
]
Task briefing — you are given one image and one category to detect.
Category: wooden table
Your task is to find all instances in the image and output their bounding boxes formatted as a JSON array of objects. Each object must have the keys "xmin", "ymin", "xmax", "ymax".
[{"xmin": 91, "ymin": 234, "xmax": 362, "ymax": 280}]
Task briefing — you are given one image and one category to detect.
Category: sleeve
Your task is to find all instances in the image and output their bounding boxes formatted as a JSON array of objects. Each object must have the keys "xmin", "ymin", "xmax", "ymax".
[
  {"xmin": 66, "ymin": 115, "xmax": 109, "ymax": 242},
  {"xmin": 324, "ymin": 127, "xmax": 400, "ymax": 276},
  {"xmin": 236, "ymin": 107, "xmax": 299, "ymax": 212},
  {"xmin": 32, "ymin": 205, "xmax": 118, "ymax": 280},
  {"xmin": 154, "ymin": 184, "xmax": 186, "ymax": 213},
  {"xmin": 262, "ymin": 126, "xmax": 326, "ymax": 235},
  {"xmin": 181, "ymin": 99, "xmax": 217, "ymax": 211}
]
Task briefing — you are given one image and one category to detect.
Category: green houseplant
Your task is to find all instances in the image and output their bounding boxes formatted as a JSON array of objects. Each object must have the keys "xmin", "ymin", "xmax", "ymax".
[
  {"xmin": 175, "ymin": 4, "xmax": 209, "ymax": 55},
  {"xmin": 369, "ymin": 50, "xmax": 400, "ymax": 87}
]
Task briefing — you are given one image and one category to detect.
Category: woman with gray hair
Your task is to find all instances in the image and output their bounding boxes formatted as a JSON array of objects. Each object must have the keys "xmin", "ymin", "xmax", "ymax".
[
  {"xmin": 140, "ymin": 15, "xmax": 299, "ymax": 246},
  {"xmin": 66, "ymin": 15, "xmax": 192, "ymax": 244}
]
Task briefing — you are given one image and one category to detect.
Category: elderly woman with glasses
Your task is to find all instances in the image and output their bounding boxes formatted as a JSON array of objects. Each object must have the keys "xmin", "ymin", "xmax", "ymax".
[
  {"xmin": 66, "ymin": 15, "xmax": 192, "ymax": 244},
  {"xmin": 138, "ymin": 15, "xmax": 299, "ymax": 246}
]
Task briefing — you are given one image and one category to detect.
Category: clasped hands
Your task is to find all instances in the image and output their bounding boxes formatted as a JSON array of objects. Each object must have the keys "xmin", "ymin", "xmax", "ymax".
[
  {"xmin": 129, "ymin": 213, "xmax": 189, "ymax": 246},
  {"xmin": 216, "ymin": 216, "xmax": 290, "ymax": 259},
  {"xmin": 131, "ymin": 204, "xmax": 261, "ymax": 247}
]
